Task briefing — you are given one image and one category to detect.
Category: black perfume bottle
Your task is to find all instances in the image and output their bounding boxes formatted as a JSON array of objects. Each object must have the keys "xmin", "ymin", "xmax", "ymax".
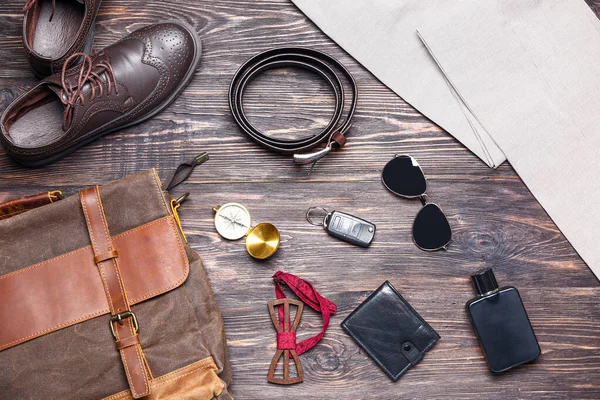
[{"xmin": 466, "ymin": 268, "xmax": 541, "ymax": 373}]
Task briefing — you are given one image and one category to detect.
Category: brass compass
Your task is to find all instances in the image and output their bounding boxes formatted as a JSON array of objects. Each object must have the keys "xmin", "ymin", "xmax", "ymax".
[{"xmin": 212, "ymin": 203, "xmax": 280, "ymax": 259}]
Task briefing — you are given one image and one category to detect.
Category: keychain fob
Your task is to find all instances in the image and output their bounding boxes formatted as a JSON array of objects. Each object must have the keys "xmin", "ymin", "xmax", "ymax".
[{"xmin": 324, "ymin": 211, "xmax": 375, "ymax": 247}]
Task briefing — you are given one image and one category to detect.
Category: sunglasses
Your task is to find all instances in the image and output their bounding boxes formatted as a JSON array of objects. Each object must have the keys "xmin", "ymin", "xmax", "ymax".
[{"xmin": 382, "ymin": 155, "xmax": 452, "ymax": 251}]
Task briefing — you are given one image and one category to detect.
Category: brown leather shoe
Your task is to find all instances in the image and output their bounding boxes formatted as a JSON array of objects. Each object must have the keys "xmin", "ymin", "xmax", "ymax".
[
  {"xmin": 23, "ymin": 0, "xmax": 102, "ymax": 78},
  {"xmin": 1, "ymin": 21, "xmax": 202, "ymax": 167}
]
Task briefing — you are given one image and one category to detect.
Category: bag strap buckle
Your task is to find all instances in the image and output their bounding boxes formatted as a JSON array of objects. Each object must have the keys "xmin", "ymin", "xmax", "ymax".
[{"xmin": 110, "ymin": 311, "xmax": 139, "ymax": 339}]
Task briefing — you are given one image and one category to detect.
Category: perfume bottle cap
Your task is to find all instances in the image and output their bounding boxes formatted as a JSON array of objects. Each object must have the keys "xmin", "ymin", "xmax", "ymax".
[{"xmin": 471, "ymin": 268, "xmax": 499, "ymax": 295}]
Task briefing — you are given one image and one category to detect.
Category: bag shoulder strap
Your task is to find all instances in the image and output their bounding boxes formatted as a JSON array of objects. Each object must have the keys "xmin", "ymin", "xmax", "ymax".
[{"xmin": 80, "ymin": 186, "xmax": 151, "ymax": 398}]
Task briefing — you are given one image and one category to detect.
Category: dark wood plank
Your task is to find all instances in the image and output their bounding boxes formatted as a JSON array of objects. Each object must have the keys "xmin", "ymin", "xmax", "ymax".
[{"xmin": 1, "ymin": 0, "xmax": 599, "ymax": 398}]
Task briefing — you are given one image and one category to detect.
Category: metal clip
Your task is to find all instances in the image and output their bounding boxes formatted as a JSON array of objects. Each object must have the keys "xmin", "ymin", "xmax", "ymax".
[
  {"xmin": 293, "ymin": 145, "xmax": 332, "ymax": 166},
  {"xmin": 170, "ymin": 192, "xmax": 189, "ymax": 243}
]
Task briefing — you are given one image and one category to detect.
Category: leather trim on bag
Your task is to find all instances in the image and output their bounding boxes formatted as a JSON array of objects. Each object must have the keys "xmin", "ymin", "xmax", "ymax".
[
  {"xmin": 0, "ymin": 190, "xmax": 62, "ymax": 220},
  {"xmin": 80, "ymin": 185, "xmax": 151, "ymax": 398},
  {"xmin": 101, "ymin": 357, "xmax": 225, "ymax": 400},
  {"xmin": 0, "ymin": 215, "xmax": 189, "ymax": 351}
]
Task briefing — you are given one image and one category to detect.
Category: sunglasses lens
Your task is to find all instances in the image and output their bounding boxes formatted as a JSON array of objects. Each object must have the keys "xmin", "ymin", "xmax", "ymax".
[
  {"xmin": 382, "ymin": 155, "xmax": 426, "ymax": 197},
  {"xmin": 413, "ymin": 204, "xmax": 451, "ymax": 251}
]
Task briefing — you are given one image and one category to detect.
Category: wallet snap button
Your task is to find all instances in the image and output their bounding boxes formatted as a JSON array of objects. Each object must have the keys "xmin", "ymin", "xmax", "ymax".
[{"xmin": 401, "ymin": 341, "xmax": 423, "ymax": 366}]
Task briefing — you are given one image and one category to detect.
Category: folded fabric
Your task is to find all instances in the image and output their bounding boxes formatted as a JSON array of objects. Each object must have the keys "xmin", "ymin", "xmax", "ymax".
[
  {"xmin": 291, "ymin": 0, "xmax": 506, "ymax": 168},
  {"xmin": 416, "ymin": 0, "xmax": 600, "ymax": 278}
]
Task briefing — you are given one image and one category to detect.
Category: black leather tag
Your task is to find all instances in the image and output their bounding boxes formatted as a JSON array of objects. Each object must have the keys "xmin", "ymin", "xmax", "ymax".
[{"xmin": 341, "ymin": 281, "xmax": 440, "ymax": 381}]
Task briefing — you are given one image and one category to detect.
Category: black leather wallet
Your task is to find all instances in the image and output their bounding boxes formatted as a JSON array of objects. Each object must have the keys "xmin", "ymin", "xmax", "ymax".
[{"xmin": 341, "ymin": 281, "xmax": 440, "ymax": 381}]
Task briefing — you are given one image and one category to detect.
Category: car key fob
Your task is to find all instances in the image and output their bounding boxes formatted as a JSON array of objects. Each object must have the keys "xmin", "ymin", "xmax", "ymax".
[{"xmin": 324, "ymin": 211, "xmax": 376, "ymax": 247}]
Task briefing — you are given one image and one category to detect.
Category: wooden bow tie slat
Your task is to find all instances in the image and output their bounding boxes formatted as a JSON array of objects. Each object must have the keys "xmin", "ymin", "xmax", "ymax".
[{"xmin": 267, "ymin": 299, "xmax": 304, "ymax": 385}]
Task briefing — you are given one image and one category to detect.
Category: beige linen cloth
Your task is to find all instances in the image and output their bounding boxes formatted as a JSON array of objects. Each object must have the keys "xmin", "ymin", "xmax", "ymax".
[
  {"xmin": 293, "ymin": 0, "xmax": 600, "ymax": 278},
  {"xmin": 290, "ymin": 0, "xmax": 506, "ymax": 168},
  {"xmin": 416, "ymin": 0, "xmax": 600, "ymax": 278}
]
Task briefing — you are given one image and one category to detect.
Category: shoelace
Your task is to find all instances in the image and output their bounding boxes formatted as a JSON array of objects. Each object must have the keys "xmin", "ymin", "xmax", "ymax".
[
  {"xmin": 60, "ymin": 52, "xmax": 119, "ymax": 131},
  {"xmin": 23, "ymin": 0, "xmax": 56, "ymax": 22}
]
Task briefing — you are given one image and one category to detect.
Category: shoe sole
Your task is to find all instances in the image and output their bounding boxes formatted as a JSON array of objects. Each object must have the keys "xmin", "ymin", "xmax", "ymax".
[{"xmin": 19, "ymin": 20, "xmax": 203, "ymax": 167}]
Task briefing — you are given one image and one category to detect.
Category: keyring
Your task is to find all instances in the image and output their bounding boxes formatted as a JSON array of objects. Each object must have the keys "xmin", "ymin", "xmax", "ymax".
[{"xmin": 306, "ymin": 207, "xmax": 329, "ymax": 226}]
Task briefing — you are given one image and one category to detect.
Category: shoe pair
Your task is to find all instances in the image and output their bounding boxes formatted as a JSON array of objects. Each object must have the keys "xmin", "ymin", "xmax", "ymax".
[{"xmin": 1, "ymin": 0, "xmax": 202, "ymax": 166}]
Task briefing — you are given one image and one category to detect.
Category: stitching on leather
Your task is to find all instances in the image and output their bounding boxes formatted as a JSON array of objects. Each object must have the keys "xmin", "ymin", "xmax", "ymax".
[
  {"xmin": 94, "ymin": 186, "xmax": 130, "ymax": 309},
  {"xmin": 135, "ymin": 344, "xmax": 150, "ymax": 394},
  {"xmin": 0, "ymin": 218, "xmax": 188, "ymax": 303},
  {"xmin": 97, "ymin": 260, "xmax": 114, "ymax": 314},
  {"xmin": 74, "ymin": 35, "xmax": 168, "ymax": 138},
  {"xmin": 80, "ymin": 189, "xmax": 98, "ymax": 253},
  {"xmin": 0, "ymin": 216, "xmax": 189, "ymax": 349},
  {"xmin": 120, "ymin": 348, "xmax": 137, "ymax": 397},
  {"xmin": 0, "ymin": 245, "xmax": 89, "ymax": 280},
  {"xmin": 123, "ymin": 217, "xmax": 189, "ymax": 304},
  {"xmin": 12, "ymin": 72, "xmax": 130, "ymax": 157},
  {"xmin": 0, "ymin": 308, "xmax": 107, "ymax": 350},
  {"xmin": 0, "ymin": 216, "xmax": 173, "ymax": 281},
  {"xmin": 93, "ymin": 187, "xmax": 150, "ymax": 396},
  {"xmin": 101, "ymin": 357, "xmax": 217, "ymax": 400},
  {"xmin": 116, "ymin": 35, "xmax": 167, "ymax": 121},
  {"xmin": 151, "ymin": 357, "xmax": 216, "ymax": 384},
  {"xmin": 71, "ymin": 98, "xmax": 128, "ymax": 137},
  {"xmin": 70, "ymin": 83, "xmax": 132, "ymax": 137},
  {"xmin": 151, "ymin": 362, "xmax": 216, "ymax": 389},
  {"xmin": 13, "ymin": 25, "xmax": 194, "ymax": 158},
  {"xmin": 82, "ymin": 188, "xmax": 115, "ymax": 314}
]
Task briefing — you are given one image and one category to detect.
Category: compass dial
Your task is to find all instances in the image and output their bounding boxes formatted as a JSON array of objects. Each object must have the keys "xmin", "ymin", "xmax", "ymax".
[{"xmin": 214, "ymin": 203, "xmax": 251, "ymax": 240}]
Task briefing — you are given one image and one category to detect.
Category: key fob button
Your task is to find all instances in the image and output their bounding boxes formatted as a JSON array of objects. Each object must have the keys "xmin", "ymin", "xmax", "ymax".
[{"xmin": 324, "ymin": 211, "xmax": 375, "ymax": 247}]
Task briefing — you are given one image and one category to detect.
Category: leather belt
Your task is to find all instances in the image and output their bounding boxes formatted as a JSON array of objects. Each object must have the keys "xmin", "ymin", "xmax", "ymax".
[{"xmin": 229, "ymin": 47, "xmax": 358, "ymax": 166}]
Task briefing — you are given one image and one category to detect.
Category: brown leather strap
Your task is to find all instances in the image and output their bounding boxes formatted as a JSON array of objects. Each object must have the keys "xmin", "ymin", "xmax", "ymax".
[
  {"xmin": 94, "ymin": 249, "xmax": 119, "ymax": 264},
  {"xmin": 80, "ymin": 186, "xmax": 151, "ymax": 398},
  {"xmin": 116, "ymin": 335, "xmax": 141, "ymax": 350},
  {"xmin": 0, "ymin": 190, "xmax": 63, "ymax": 220},
  {"xmin": 0, "ymin": 216, "xmax": 189, "ymax": 352}
]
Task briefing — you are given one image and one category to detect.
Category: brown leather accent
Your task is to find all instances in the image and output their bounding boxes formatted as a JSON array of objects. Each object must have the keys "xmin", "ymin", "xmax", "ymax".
[
  {"xmin": 23, "ymin": 0, "xmax": 102, "ymax": 78},
  {"xmin": 0, "ymin": 215, "xmax": 188, "ymax": 351},
  {"xmin": 94, "ymin": 249, "xmax": 119, "ymax": 264},
  {"xmin": 2, "ymin": 22, "xmax": 202, "ymax": 167},
  {"xmin": 80, "ymin": 186, "xmax": 151, "ymax": 398},
  {"xmin": 0, "ymin": 190, "xmax": 63, "ymax": 220},
  {"xmin": 116, "ymin": 335, "xmax": 141, "ymax": 350},
  {"xmin": 0, "ymin": 170, "xmax": 232, "ymax": 400},
  {"xmin": 102, "ymin": 357, "xmax": 225, "ymax": 400},
  {"xmin": 331, "ymin": 131, "xmax": 347, "ymax": 147}
]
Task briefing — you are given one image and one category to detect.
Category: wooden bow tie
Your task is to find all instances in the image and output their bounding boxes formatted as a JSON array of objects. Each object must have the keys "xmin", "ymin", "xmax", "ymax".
[{"xmin": 267, "ymin": 299, "xmax": 304, "ymax": 385}]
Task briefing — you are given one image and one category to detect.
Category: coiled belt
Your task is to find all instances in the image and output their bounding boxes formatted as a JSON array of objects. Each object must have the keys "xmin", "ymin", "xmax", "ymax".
[{"xmin": 228, "ymin": 47, "xmax": 358, "ymax": 166}]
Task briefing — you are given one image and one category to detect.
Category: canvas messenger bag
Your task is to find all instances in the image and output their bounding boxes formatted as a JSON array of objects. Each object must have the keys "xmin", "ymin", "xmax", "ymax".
[{"xmin": 0, "ymin": 169, "xmax": 232, "ymax": 399}]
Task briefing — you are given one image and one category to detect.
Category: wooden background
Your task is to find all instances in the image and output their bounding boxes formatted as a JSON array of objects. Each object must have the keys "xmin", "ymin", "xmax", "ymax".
[{"xmin": 1, "ymin": 0, "xmax": 599, "ymax": 398}]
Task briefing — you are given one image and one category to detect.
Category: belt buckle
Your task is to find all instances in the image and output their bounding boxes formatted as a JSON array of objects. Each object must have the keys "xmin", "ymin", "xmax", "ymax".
[{"xmin": 109, "ymin": 311, "xmax": 139, "ymax": 339}]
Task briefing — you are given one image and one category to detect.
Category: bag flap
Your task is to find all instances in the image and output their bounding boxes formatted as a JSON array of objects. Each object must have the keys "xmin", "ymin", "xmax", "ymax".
[{"xmin": 0, "ymin": 169, "xmax": 189, "ymax": 351}]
